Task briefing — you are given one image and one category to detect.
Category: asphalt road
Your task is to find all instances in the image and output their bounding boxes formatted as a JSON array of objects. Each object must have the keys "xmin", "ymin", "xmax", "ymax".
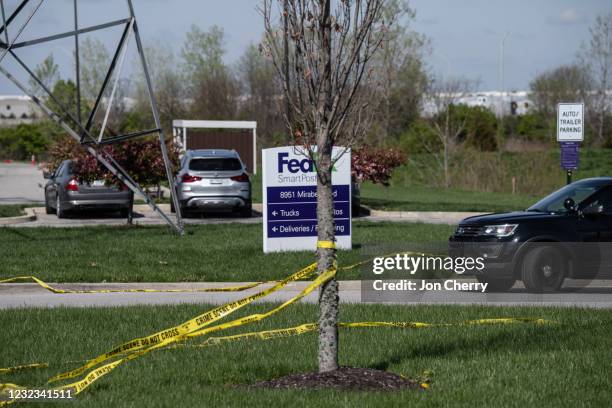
[
  {"xmin": 1, "ymin": 279, "xmax": 611, "ymax": 309},
  {"xmin": 0, "ymin": 161, "xmax": 45, "ymax": 204}
]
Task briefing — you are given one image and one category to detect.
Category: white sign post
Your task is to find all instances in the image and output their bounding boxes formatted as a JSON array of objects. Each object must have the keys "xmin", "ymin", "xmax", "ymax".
[
  {"xmin": 557, "ymin": 103, "xmax": 584, "ymax": 142},
  {"xmin": 557, "ymin": 103, "xmax": 584, "ymax": 184},
  {"xmin": 262, "ymin": 146, "xmax": 351, "ymax": 253}
]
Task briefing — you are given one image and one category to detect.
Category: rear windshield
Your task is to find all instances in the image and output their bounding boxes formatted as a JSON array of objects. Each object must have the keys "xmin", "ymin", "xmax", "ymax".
[{"xmin": 189, "ymin": 158, "xmax": 242, "ymax": 171}]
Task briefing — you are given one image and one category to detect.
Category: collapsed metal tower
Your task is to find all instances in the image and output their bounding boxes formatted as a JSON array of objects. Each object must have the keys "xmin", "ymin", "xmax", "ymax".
[{"xmin": 0, "ymin": 0, "xmax": 184, "ymax": 234}]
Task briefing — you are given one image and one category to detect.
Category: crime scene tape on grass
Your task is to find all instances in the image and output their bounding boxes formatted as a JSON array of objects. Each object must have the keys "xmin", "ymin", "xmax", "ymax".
[
  {"xmin": 0, "ymin": 316, "xmax": 551, "ymax": 405},
  {"xmin": 0, "ymin": 250, "xmax": 429, "ymax": 295},
  {"xmin": 47, "ymin": 262, "xmax": 319, "ymax": 384},
  {"xmin": 178, "ymin": 317, "xmax": 551, "ymax": 348},
  {"xmin": 49, "ymin": 267, "xmax": 338, "ymax": 397},
  {"xmin": 0, "ymin": 263, "xmax": 325, "ymax": 405},
  {"xmin": 0, "ymin": 276, "xmax": 266, "ymax": 294},
  {"xmin": 0, "ymin": 255, "xmax": 543, "ymax": 404}
]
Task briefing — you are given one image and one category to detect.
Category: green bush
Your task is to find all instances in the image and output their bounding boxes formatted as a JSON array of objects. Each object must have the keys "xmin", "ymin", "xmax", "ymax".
[
  {"xmin": 0, "ymin": 123, "xmax": 50, "ymax": 160},
  {"xmin": 396, "ymin": 119, "xmax": 441, "ymax": 154},
  {"xmin": 514, "ymin": 112, "xmax": 551, "ymax": 142},
  {"xmin": 463, "ymin": 105, "xmax": 498, "ymax": 151}
]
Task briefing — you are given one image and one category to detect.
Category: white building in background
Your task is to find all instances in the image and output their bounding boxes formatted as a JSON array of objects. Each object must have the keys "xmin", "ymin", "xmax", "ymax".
[
  {"xmin": 0, "ymin": 95, "xmax": 42, "ymax": 126},
  {"xmin": 421, "ymin": 90, "xmax": 533, "ymax": 117}
]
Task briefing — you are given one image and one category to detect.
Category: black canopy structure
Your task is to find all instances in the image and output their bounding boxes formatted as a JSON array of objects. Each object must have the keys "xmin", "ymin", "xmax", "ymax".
[{"xmin": 0, "ymin": 0, "xmax": 184, "ymax": 234}]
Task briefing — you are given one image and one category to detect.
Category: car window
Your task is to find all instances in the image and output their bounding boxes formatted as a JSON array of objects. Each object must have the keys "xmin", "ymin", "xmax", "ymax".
[
  {"xmin": 528, "ymin": 179, "xmax": 610, "ymax": 213},
  {"xmin": 584, "ymin": 187, "xmax": 612, "ymax": 214},
  {"xmin": 189, "ymin": 158, "xmax": 242, "ymax": 171},
  {"xmin": 55, "ymin": 162, "xmax": 65, "ymax": 177}
]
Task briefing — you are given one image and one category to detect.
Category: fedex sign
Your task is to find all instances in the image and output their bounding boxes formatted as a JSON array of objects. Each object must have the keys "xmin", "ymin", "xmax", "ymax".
[
  {"xmin": 263, "ymin": 146, "xmax": 351, "ymax": 253},
  {"xmin": 278, "ymin": 152, "xmax": 314, "ymax": 173}
]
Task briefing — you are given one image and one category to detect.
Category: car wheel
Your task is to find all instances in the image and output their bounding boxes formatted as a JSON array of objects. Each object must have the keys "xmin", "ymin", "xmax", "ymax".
[
  {"xmin": 521, "ymin": 245, "xmax": 565, "ymax": 293},
  {"xmin": 476, "ymin": 276, "xmax": 515, "ymax": 292},
  {"xmin": 56, "ymin": 195, "xmax": 67, "ymax": 219},
  {"xmin": 45, "ymin": 193, "xmax": 55, "ymax": 215}
]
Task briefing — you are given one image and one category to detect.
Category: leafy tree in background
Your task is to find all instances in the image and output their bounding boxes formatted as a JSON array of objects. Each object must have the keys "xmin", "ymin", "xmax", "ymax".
[
  {"xmin": 182, "ymin": 25, "xmax": 239, "ymax": 120},
  {"xmin": 28, "ymin": 54, "xmax": 60, "ymax": 98},
  {"xmin": 79, "ymin": 38, "xmax": 111, "ymax": 106},
  {"xmin": 373, "ymin": 0, "xmax": 429, "ymax": 142},
  {"xmin": 529, "ymin": 64, "xmax": 592, "ymax": 140},
  {"xmin": 134, "ymin": 42, "xmax": 187, "ymax": 131},
  {"xmin": 580, "ymin": 12, "xmax": 612, "ymax": 145},
  {"xmin": 428, "ymin": 76, "xmax": 474, "ymax": 188},
  {"xmin": 236, "ymin": 43, "xmax": 284, "ymax": 144}
]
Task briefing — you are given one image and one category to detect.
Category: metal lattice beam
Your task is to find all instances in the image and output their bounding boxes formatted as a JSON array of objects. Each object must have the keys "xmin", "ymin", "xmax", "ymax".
[{"xmin": 0, "ymin": 0, "xmax": 184, "ymax": 234}]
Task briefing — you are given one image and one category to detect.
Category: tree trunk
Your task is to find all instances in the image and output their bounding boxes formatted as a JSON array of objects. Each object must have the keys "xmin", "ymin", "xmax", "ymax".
[
  {"xmin": 316, "ymin": 141, "xmax": 338, "ymax": 372},
  {"xmin": 316, "ymin": 0, "xmax": 338, "ymax": 373}
]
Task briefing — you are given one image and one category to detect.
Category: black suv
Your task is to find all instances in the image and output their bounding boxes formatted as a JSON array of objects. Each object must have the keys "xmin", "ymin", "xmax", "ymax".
[{"xmin": 450, "ymin": 177, "xmax": 612, "ymax": 292}]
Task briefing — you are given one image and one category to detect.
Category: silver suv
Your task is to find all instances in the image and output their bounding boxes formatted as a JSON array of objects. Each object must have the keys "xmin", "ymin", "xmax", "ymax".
[{"xmin": 171, "ymin": 149, "xmax": 252, "ymax": 217}]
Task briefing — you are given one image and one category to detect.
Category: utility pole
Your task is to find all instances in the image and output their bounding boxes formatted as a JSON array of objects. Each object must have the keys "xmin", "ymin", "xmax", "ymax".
[{"xmin": 498, "ymin": 32, "xmax": 509, "ymax": 118}]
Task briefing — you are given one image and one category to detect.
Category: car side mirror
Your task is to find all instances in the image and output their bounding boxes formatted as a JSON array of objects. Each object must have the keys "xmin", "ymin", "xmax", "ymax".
[
  {"xmin": 563, "ymin": 198, "xmax": 576, "ymax": 212},
  {"xmin": 582, "ymin": 204, "xmax": 604, "ymax": 216},
  {"xmin": 43, "ymin": 170, "xmax": 54, "ymax": 179}
]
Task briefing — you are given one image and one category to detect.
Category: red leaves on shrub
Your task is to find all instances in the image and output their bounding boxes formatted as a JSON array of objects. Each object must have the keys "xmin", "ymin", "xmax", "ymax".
[
  {"xmin": 46, "ymin": 136, "xmax": 179, "ymax": 187},
  {"xmin": 351, "ymin": 146, "xmax": 406, "ymax": 186}
]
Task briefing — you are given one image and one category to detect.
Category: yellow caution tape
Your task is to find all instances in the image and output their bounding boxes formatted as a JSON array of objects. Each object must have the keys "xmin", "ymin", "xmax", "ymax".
[
  {"xmin": 0, "ymin": 276, "xmax": 266, "ymax": 294},
  {"xmin": 47, "ymin": 262, "xmax": 319, "ymax": 384},
  {"xmin": 317, "ymin": 240, "xmax": 336, "ymax": 249},
  {"xmin": 0, "ymin": 316, "xmax": 550, "ymax": 403},
  {"xmin": 0, "ymin": 250, "xmax": 431, "ymax": 295},
  {"xmin": 0, "ymin": 255, "xmax": 550, "ymax": 403}
]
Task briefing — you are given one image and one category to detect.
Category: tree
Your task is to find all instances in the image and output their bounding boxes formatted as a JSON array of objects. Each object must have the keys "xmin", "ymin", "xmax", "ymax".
[
  {"xmin": 134, "ymin": 42, "xmax": 187, "ymax": 131},
  {"xmin": 428, "ymin": 76, "xmax": 474, "ymax": 188},
  {"xmin": 181, "ymin": 25, "xmax": 239, "ymax": 119},
  {"xmin": 580, "ymin": 12, "xmax": 612, "ymax": 144},
  {"xmin": 372, "ymin": 0, "xmax": 429, "ymax": 141},
  {"xmin": 28, "ymin": 54, "xmax": 59, "ymax": 98},
  {"xmin": 262, "ymin": 0, "xmax": 386, "ymax": 372},
  {"xmin": 46, "ymin": 79, "xmax": 79, "ymax": 132},
  {"xmin": 79, "ymin": 38, "xmax": 111, "ymax": 105},
  {"xmin": 236, "ymin": 43, "xmax": 284, "ymax": 144},
  {"xmin": 529, "ymin": 64, "xmax": 592, "ymax": 138}
]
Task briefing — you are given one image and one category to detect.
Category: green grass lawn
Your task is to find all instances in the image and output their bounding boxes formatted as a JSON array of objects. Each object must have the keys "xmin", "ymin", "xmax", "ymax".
[
  {"xmin": 0, "ymin": 222, "xmax": 454, "ymax": 283},
  {"xmin": 1, "ymin": 303, "xmax": 610, "ymax": 407},
  {"xmin": 361, "ymin": 183, "xmax": 538, "ymax": 213},
  {"xmin": 0, "ymin": 204, "xmax": 28, "ymax": 218}
]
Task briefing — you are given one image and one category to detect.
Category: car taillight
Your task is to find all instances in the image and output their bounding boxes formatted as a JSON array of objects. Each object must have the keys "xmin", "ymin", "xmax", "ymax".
[
  {"xmin": 181, "ymin": 174, "xmax": 202, "ymax": 183},
  {"xmin": 65, "ymin": 178, "xmax": 79, "ymax": 191},
  {"xmin": 230, "ymin": 173, "xmax": 249, "ymax": 182}
]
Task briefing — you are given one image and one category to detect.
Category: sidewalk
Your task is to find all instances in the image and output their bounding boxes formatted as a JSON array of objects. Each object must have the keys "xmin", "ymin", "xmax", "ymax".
[{"xmin": 2, "ymin": 280, "xmax": 611, "ymax": 309}]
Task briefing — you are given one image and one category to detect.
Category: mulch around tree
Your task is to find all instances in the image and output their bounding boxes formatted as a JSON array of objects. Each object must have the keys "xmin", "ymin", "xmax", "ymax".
[{"xmin": 250, "ymin": 367, "xmax": 420, "ymax": 391}]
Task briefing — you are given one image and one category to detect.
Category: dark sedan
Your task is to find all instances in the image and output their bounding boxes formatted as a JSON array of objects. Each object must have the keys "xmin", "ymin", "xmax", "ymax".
[{"xmin": 44, "ymin": 160, "xmax": 133, "ymax": 218}]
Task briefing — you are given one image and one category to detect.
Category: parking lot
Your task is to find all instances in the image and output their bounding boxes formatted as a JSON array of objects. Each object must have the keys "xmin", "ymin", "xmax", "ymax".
[{"xmin": 0, "ymin": 161, "xmax": 45, "ymax": 204}]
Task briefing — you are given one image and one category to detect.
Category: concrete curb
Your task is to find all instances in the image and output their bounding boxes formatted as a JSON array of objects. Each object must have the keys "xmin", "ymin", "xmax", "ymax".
[{"xmin": 0, "ymin": 207, "xmax": 37, "ymax": 226}]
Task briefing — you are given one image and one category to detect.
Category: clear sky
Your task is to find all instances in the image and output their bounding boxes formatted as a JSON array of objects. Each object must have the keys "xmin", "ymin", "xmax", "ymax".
[{"xmin": 0, "ymin": 0, "xmax": 610, "ymax": 94}]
